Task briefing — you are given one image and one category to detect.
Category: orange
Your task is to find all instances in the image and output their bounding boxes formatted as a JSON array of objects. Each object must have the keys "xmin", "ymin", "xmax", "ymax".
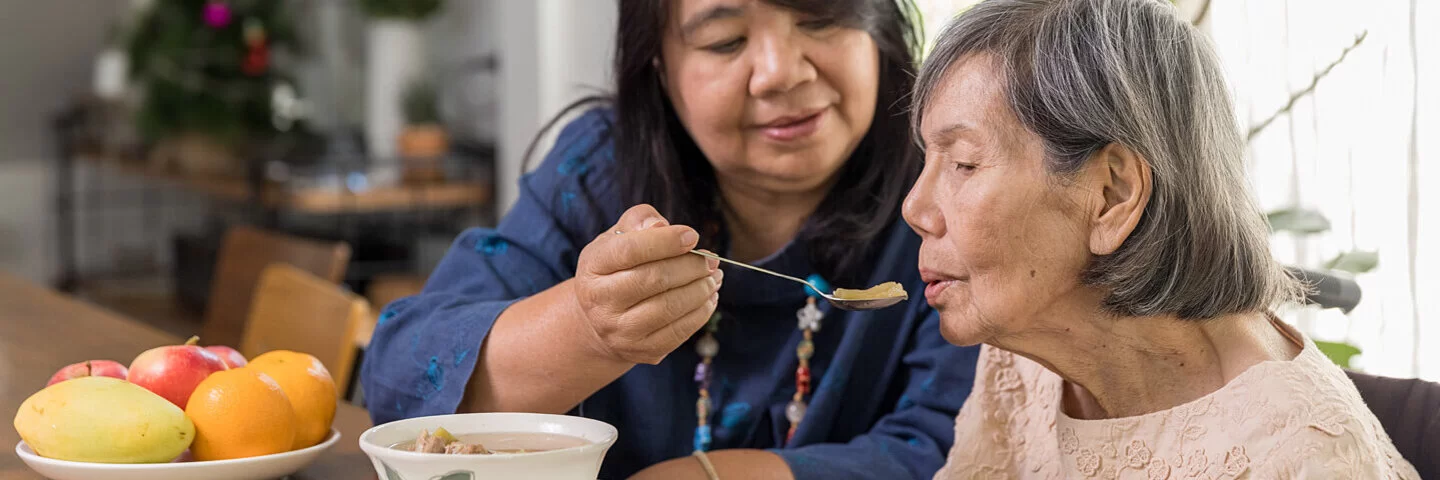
[
  {"xmin": 247, "ymin": 351, "xmax": 337, "ymax": 449},
  {"xmin": 184, "ymin": 368, "xmax": 296, "ymax": 461}
]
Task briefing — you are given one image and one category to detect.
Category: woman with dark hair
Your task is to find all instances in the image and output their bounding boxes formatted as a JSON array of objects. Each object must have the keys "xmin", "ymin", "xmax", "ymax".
[{"xmin": 360, "ymin": 0, "xmax": 980, "ymax": 479}]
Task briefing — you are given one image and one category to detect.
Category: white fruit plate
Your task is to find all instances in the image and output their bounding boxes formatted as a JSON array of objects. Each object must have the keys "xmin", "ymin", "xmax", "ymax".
[{"xmin": 15, "ymin": 428, "xmax": 340, "ymax": 480}]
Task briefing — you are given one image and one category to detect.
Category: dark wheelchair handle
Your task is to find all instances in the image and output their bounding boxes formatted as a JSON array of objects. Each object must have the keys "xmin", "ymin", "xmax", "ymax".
[{"xmin": 1286, "ymin": 266, "xmax": 1363, "ymax": 313}]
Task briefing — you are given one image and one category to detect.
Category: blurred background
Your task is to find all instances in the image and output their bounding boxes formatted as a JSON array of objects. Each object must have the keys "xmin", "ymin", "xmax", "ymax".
[{"xmin": 0, "ymin": 0, "xmax": 1434, "ymax": 388}]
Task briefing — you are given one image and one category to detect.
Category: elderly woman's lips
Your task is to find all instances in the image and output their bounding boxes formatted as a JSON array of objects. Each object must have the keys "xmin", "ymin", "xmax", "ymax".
[{"xmin": 925, "ymin": 280, "xmax": 958, "ymax": 305}]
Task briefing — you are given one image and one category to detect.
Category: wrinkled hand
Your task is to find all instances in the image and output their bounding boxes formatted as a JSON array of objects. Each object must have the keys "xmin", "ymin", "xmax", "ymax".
[{"xmin": 574, "ymin": 204, "xmax": 722, "ymax": 365}]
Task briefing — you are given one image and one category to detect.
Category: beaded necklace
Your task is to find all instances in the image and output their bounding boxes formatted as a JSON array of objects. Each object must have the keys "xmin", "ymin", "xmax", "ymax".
[{"xmin": 692, "ymin": 273, "xmax": 830, "ymax": 452}]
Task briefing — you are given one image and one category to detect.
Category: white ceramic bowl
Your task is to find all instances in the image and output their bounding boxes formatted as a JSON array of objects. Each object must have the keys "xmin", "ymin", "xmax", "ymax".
[
  {"xmin": 15, "ymin": 428, "xmax": 340, "ymax": 480},
  {"xmin": 359, "ymin": 412, "xmax": 618, "ymax": 480}
]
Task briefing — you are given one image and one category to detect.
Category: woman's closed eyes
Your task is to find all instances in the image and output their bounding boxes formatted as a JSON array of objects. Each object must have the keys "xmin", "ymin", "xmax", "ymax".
[
  {"xmin": 704, "ymin": 37, "xmax": 745, "ymax": 54},
  {"xmin": 697, "ymin": 16, "xmax": 841, "ymax": 55}
]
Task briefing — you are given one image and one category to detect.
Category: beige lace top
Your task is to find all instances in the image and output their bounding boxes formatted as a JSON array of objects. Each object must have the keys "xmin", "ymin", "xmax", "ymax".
[{"xmin": 934, "ymin": 323, "xmax": 1420, "ymax": 479}]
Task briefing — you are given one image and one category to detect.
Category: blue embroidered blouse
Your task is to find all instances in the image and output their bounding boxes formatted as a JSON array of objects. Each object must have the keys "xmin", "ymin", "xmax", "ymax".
[{"xmin": 359, "ymin": 108, "xmax": 980, "ymax": 480}]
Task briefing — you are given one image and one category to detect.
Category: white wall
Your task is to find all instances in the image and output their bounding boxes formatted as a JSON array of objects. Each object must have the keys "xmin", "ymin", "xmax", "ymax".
[
  {"xmin": 493, "ymin": 0, "xmax": 617, "ymax": 215},
  {"xmin": 0, "ymin": 163, "xmax": 56, "ymax": 283},
  {"xmin": 0, "ymin": 2, "xmax": 128, "ymax": 160},
  {"xmin": 0, "ymin": 1, "xmax": 130, "ymax": 284}
]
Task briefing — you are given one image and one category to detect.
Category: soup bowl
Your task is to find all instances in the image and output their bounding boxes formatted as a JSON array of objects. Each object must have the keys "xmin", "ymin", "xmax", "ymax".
[{"xmin": 358, "ymin": 412, "xmax": 618, "ymax": 480}]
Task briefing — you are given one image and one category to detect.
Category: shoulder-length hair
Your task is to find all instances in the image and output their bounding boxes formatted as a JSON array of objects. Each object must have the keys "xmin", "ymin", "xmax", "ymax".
[{"xmin": 912, "ymin": 0, "xmax": 1301, "ymax": 318}]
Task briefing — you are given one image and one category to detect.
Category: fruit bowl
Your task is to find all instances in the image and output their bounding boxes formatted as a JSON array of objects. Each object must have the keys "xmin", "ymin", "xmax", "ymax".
[
  {"xmin": 14, "ymin": 428, "xmax": 341, "ymax": 480},
  {"xmin": 359, "ymin": 413, "xmax": 618, "ymax": 480}
]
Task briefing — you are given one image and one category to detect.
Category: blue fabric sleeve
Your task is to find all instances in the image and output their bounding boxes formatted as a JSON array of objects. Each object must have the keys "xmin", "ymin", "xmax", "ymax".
[
  {"xmin": 360, "ymin": 109, "xmax": 619, "ymax": 425},
  {"xmin": 774, "ymin": 311, "xmax": 979, "ymax": 480}
]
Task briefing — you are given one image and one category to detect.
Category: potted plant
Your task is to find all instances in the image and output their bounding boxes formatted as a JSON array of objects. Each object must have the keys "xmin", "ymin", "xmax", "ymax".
[
  {"xmin": 358, "ymin": 0, "xmax": 443, "ymax": 161},
  {"xmin": 398, "ymin": 79, "xmax": 447, "ymax": 183}
]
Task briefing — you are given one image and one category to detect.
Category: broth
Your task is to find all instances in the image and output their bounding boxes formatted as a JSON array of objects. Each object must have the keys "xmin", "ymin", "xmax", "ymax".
[{"xmin": 390, "ymin": 431, "xmax": 590, "ymax": 455}]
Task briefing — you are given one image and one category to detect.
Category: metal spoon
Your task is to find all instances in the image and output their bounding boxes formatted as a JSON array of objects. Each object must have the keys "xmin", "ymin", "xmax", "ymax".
[{"xmin": 688, "ymin": 250, "xmax": 907, "ymax": 311}]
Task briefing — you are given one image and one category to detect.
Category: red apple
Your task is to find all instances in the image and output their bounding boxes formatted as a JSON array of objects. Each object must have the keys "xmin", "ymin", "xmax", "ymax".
[
  {"xmin": 127, "ymin": 336, "xmax": 229, "ymax": 408},
  {"xmin": 204, "ymin": 345, "xmax": 247, "ymax": 369},
  {"xmin": 46, "ymin": 360, "xmax": 129, "ymax": 386}
]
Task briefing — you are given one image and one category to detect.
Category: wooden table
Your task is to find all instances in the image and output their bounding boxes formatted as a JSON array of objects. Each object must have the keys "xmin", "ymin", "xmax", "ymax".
[{"xmin": 0, "ymin": 272, "xmax": 379, "ymax": 479}]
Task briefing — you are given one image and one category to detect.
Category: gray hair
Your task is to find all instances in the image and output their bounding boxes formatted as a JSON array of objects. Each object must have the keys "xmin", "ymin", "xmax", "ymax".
[{"xmin": 913, "ymin": 0, "xmax": 1301, "ymax": 319}]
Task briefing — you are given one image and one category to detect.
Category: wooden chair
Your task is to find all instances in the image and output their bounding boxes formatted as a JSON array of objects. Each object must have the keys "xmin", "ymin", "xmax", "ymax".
[
  {"xmin": 240, "ymin": 263, "xmax": 370, "ymax": 394},
  {"xmin": 199, "ymin": 225, "xmax": 351, "ymax": 348}
]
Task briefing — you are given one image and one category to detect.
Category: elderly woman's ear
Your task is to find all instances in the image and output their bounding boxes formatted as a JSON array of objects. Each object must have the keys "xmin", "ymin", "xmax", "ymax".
[{"xmin": 1084, "ymin": 142, "xmax": 1152, "ymax": 256}]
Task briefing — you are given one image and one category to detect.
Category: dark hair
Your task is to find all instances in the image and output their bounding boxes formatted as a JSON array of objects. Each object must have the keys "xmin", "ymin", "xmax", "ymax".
[{"xmin": 525, "ymin": 0, "xmax": 922, "ymax": 285}]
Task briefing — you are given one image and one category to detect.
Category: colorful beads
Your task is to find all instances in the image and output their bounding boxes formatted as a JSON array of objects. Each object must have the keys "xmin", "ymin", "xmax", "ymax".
[
  {"xmin": 693, "ymin": 362, "xmax": 709, "ymax": 383},
  {"xmin": 696, "ymin": 395, "xmax": 711, "ymax": 417},
  {"xmin": 693, "ymin": 281, "xmax": 830, "ymax": 451},
  {"xmin": 695, "ymin": 312, "xmax": 719, "ymax": 452},
  {"xmin": 796, "ymin": 339, "xmax": 814, "ymax": 360},
  {"xmin": 796, "ymin": 301, "xmax": 823, "ymax": 332},
  {"xmin": 784, "ymin": 298, "xmax": 820, "ymax": 448},
  {"xmin": 804, "ymin": 274, "xmax": 831, "ymax": 299},
  {"xmin": 696, "ymin": 334, "xmax": 719, "ymax": 357},
  {"xmin": 694, "ymin": 425, "xmax": 712, "ymax": 452},
  {"xmin": 785, "ymin": 400, "xmax": 807, "ymax": 423}
]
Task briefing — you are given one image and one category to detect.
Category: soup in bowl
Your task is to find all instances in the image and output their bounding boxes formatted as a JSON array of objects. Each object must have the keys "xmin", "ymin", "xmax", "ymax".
[{"xmin": 358, "ymin": 413, "xmax": 618, "ymax": 480}]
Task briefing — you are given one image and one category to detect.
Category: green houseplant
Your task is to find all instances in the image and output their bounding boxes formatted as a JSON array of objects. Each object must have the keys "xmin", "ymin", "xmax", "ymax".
[{"xmin": 398, "ymin": 79, "xmax": 447, "ymax": 160}]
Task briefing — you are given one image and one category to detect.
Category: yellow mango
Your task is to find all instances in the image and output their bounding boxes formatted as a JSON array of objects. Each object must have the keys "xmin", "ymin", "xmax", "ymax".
[{"xmin": 13, "ymin": 376, "xmax": 195, "ymax": 463}]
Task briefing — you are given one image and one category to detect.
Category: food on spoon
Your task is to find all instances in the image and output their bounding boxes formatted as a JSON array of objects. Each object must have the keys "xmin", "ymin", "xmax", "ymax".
[
  {"xmin": 14, "ymin": 376, "xmax": 195, "ymax": 463},
  {"xmin": 832, "ymin": 281, "xmax": 908, "ymax": 301}
]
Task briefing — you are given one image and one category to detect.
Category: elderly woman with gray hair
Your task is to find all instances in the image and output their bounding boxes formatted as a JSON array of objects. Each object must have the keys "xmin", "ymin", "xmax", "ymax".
[{"xmin": 903, "ymin": 0, "xmax": 1419, "ymax": 478}]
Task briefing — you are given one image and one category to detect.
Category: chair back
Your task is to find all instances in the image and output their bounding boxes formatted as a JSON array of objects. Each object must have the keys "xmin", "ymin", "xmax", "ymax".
[
  {"xmin": 240, "ymin": 263, "xmax": 369, "ymax": 392},
  {"xmin": 1345, "ymin": 370, "xmax": 1440, "ymax": 477},
  {"xmin": 200, "ymin": 225, "xmax": 351, "ymax": 347}
]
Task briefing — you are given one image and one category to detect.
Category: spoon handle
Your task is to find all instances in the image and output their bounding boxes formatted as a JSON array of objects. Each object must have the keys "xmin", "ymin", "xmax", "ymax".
[{"xmin": 688, "ymin": 250, "xmax": 817, "ymax": 291}]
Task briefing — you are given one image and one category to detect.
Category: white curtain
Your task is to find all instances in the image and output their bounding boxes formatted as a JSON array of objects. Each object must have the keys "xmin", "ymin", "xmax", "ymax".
[
  {"xmin": 1208, "ymin": 0, "xmax": 1438, "ymax": 381},
  {"xmin": 914, "ymin": 0, "xmax": 1439, "ymax": 380}
]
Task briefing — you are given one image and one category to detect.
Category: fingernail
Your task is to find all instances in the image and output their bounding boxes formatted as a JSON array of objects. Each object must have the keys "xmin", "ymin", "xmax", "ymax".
[
  {"xmin": 642, "ymin": 217, "xmax": 667, "ymax": 229},
  {"xmin": 710, "ymin": 269, "xmax": 724, "ymax": 289},
  {"xmin": 710, "ymin": 292, "xmax": 720, "ymax": 307},
  {"xmin": 699, "ymin": 250, "xmax": 720, "ymax": 270},
  {"xmin": 706, "ymin": 275, "xmax": 718, "ymax": 290},
  {"xmin": 680, "ymin": 229, "xmax": 699, "ymax": 246}
]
